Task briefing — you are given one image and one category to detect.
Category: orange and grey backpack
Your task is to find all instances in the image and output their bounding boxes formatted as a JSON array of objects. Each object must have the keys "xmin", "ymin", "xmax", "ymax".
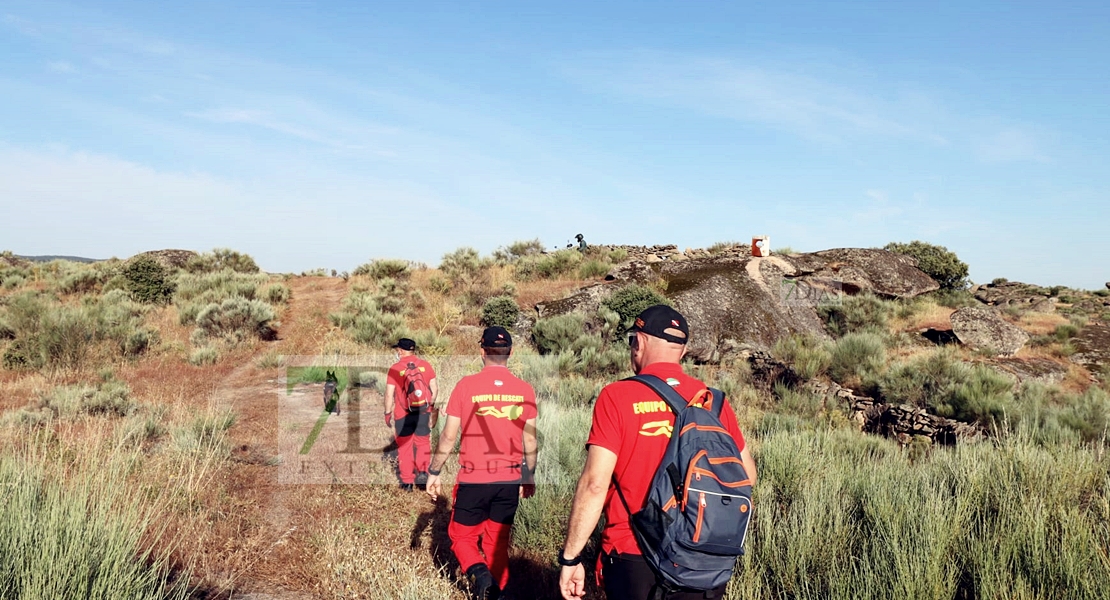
[
  {"xmin": 402, "ymin": 361, "xmax": 431, "ymax": 412},
  {"xmin": 614, "ymin": 374, "xmax": 753, "ymax": 594}
]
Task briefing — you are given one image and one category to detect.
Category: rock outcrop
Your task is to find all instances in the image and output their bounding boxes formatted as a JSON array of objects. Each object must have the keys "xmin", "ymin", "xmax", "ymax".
[
  {"xmin": 129, "ymin": 249, "xmax": 198, "ymax": 270},
  {"xmin": 849, "ymin": 399, "xmax": 983, "ymax": 446},
  {"xmin": 537, "ymin": 246, "xmax": 942, "ymax": 361},
  {"xmin": 1072, "ymin": 323, "xmax": 1110, "ymax": 377},
  {"xmin": 972, "ymin": 281, "xmax": 1058, "ymax": 313},
  {"xmin": 950, "ymin": 306, "xmax": 1030, "ymax": 356},
  {"xmin": 989, "ymin": 357, "xmax": 1069, "ymax": 386},
  {"xmin": 804, "ymin": 380, "xmax": 982, "ymax": 446}
]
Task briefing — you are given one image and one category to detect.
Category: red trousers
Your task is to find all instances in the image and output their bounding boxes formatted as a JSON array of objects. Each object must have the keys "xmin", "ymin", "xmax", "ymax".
[
  {"xmin": 449, "ymin": 482, "xmax": 521, "ymax": 590},
  {"xmin": 395, "ymin": 433, "xmax": 430, "ymax": 484},
  {"xmin": 394, "ymin": 411, "xmax": 432, "ymax": 484}
]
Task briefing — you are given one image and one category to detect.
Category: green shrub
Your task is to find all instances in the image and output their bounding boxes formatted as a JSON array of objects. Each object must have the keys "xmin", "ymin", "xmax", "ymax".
[
  {"xmin": 531, "ymin": 313, "xmax": 588, "ymax": 354},
  {"xmin": 884, "ymin": 240, "xmax": 970, "ymax": 290},
  {"xmin": 2, "ymin": 274, "xmax": 26, "ymax": 289},
  {"xmin": 121, "ymin": 328, "xmax": 157, "ymax": 357},
  {"xmin": 352, "ymin": 258, "xmax": 411, "ymax": 280},
  {"xmin": 1055, "ymin": 323, "xmax": 1080, "ymax": 342},
  {"xmin": 773, "ymin": 334, "xmax": 832, "ymax": 380},
  {"xmin": 578, "ymin": 259, "xmax": 611, "ymax": 279},
  {"xmin": 188, "ymin": 346, "xmax": 219, "ymax": 366},
  {"xmin": 59, "ymin": 269, "xmax": 106, "ymax": 294},
  {"xmin": 428, "ymin": 276, "xmax": 451, "ymax": 294},
  {"xmin": 992, "ymin": 277, "xmax": 1009, "ymax": 285},
  {"xmin": 774, "ymin": 382, "xmax": 823, "ymax": 417},
  {"xmin": 601, "ymin": 284, "xmax": 670, "ymax": 328},
  {"xmin": 818, "ymin": 294, "xmax": 893, "ymax": 337},
  {"xmin": 440, "ymin": 247, "xmax": 487, "ymax": 283},
  {"xmin": 514, "ymin": 249, "xmax": 582, "ymax": 280},
  {"xmin": 185, "ymin": 248, "xmax": 260, "ymax": 273},
  {"xmin": 410, "ymin": 329, "xmax": 452, "ymax": 356},
  {"xmin": 480, "ymin": 296, "xmax": 520, "ymax": 329},
  {"xmin": 122, "ymin": 256, "xmax": 175, "ymax": 304},
  {"xmin": 0, "ymin": 453, "xmax": 190, "ymax": 600},
  {"xmin": 172, "ymin": 409, "xmax": 236, "ymax": 453},
  {"xmin": 493, "ymin": 239, "xmax": 545, "ymax": 263},
  {"xmin": 191, "ymin": 298, "xmax": 276, "ymax": 344},
  {"xmin": 263, "ymin": 283, "xmax": 291, "ymax": 304},
  {"xmin": 828, "ymin": 332, "xmax": 886, "ymax": 385},
  {"xmin": 1057, "ymin": 388, "xmax": 1110, "ymax": 442},
  {"xmin": 607, "ymin": 247, "xmax": 629, "ymax": 263},
  {"xmin": 40, "ymin": 380, "xmax": 136, "ymax": 418},
  {"xmin": 873, "ymin": 350, "xmax": 1015, "ymax": 426},
  {"xmin": 174, "ymin": 270, "xmax": 267, "ymax": 303}
]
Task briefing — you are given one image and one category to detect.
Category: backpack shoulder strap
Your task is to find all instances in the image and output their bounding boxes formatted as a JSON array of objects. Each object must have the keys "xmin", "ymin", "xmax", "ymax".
[{"xmin": 625, "ymin": 374, "xmax": 687, "ymax": 415}]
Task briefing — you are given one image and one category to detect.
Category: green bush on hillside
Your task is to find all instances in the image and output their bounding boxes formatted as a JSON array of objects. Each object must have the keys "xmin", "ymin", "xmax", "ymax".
[
  {"xmin": 122, "ymin": 256, "xmax": 175, "ymax": 304},
  {"xmin": 884, "ymin": 240, "xmax": 970, "ymax": 290},
  {"xmin": 601, "ymin": 284, "xmax": 670, "ymax": 328},
  {"xmin": 39, "ymin": 380, "xmax": 136, "ymax": 418},
  {"xmin": 873, "ymin": 349, "xmax": 1016, "ymax": 426},
  {"xmin": 191, "ymin": 298, "xmax": 276, "ymax": 345},
  {"xmin": 352, "ymin": 258, "xmax": 411, "ymax": 280},
  {"xmin": 818, "ymin": 294, "xmax": 893, "ymax": 338},
  {"xmin": 531, "ymin": 313, "xmax": 588, "ymax": 355},
  {"xmin": 185, "ymin": 248, "xmax": 260, "ymax": 274},
  {"xmin": 828, "ymin": 332, "xmax": 886, "ymax": 385},
  {"xmin": 514, "ymin": 249, "xmax": 582, "ymax": 280},
  {"xmin": 480, "ymin": 296, "xmax": 520, "ymax": 329},
  {"xmin": 773, "ymin": 334, "xmax": 832, "ymax": 380},
  {"xmin": 440, "ymin": 247, "xmax": 488, "ymax": 283},
  {"xmin": 493, "ymin": 239, "xmax": 544, "ymax": 263}
]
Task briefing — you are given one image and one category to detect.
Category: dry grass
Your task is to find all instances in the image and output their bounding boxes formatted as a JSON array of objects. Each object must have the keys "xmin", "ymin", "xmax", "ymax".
[
  {"xmin": 1018, "ymin": 311, "xmax": 1070, "ymax": 336},
  {"xmin": 893, "ymin": 300, "xmax": 954, "ymax": 332}
]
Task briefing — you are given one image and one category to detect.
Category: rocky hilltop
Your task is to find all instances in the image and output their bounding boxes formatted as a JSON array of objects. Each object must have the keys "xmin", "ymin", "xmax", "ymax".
[{"xmin": 538, "ymin": 245, "xmax": 939, "ymax": 361}]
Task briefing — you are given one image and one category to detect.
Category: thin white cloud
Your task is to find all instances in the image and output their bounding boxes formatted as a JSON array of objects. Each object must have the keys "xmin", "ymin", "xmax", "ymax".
[
  {"xmin": 973, "ymin": 128, "xmax": 1050, "ymax": 163},
  {"xmin": 564, "ymin": 51, "xmax": 950, "ymax": 145},
  {"xmin": 46, "ymin": 60, "xmax": 74, "ymax": 73}
]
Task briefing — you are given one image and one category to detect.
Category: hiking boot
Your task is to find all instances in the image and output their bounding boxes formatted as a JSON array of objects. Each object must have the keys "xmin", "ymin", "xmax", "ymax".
[
  {"xmin": 415, "ymin": 471, "xmax": 429, "ymax": 490},
  {"xmin": 399, "ymin": 482, "xmax": 415, "ymax": 492},
  {"xmin": 465, "ymin": 563, "xmax": 500, "ymax": 600}
]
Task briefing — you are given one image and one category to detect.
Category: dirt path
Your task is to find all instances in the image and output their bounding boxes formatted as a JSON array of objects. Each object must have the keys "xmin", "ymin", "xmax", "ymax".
[{"xmin": 203, "ymin": 277, "xmax": 349, "ymax": 599}]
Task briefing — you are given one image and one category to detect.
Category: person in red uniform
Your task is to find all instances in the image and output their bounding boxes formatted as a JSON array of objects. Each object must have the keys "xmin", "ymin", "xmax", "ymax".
[
  {"xmin": 558, "ymin": 305, "xmax": 758, "ymax": 600},
  {"xmin": 385, "ymin": 338, "xmax": 439, "ymax": 491},
  {"xmin": 426, "ymin": 327, "xmax": 538, "ymax": 600}
]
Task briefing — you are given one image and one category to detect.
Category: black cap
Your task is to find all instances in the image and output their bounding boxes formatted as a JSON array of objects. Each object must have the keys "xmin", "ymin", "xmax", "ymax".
[
  {"xmin": 630, "ymin": 305, "xmax": 689, "ymax": 345},
  {"xmin": 480, "ymin": 327, "xmax": 513, "ymax": 348},
  {"xmin": 393, "ymin": 338, "xmax": 416, "ymax": 351}
]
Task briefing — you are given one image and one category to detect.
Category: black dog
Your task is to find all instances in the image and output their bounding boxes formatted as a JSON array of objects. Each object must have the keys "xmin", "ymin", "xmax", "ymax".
[{"xmin": 323, "ymin": 370, "xmax": 340, "ymax": 415}]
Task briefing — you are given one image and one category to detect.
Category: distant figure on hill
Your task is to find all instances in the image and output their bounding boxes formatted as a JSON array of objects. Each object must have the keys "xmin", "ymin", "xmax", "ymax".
[{"xmin": 576, "ymin": 233, "xmax": 587, "ymax": 252}]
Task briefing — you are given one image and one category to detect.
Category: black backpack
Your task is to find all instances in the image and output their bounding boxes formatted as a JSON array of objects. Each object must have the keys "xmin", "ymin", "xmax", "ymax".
[{"xmin": 614, "ymin": 375, "xmax": 753, "ymax": 593}]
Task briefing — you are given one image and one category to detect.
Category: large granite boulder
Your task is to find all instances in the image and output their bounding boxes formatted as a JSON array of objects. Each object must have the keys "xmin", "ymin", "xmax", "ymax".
[
  {"xmin": 785, "ymin": 248, "xmax": 940, "ymax": 298},
  {"xmin": 1072, "ymin": 322, "xmax": 1110, "ymax": 376},
  {"xmin": 950, "ymin": 306, "xmax": 1030, "ymax": 356}
]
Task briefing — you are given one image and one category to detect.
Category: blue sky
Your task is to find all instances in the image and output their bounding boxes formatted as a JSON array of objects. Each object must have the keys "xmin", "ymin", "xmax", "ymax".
[{"xmin": 1, "ymin": 1, "xmax": 1107, "ymax": 288}]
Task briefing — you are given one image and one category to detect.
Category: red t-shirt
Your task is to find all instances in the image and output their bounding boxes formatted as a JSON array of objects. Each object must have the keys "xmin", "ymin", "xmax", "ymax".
[
  {"xmin": 586, "ymin": 362, "xmax": 747, "ymax": 555},
  {"xmin": 446, "ymin": 365, "xmax": 538, "ymax": 484},
  {"xmin": 387, "ymin": 356, "xmax": 437, "ymax": 419}
]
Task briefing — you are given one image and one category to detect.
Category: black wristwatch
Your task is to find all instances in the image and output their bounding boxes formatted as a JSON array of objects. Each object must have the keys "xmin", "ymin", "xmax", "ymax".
[
  {"xmin": 558, "ymin": 549, "xmax": 582, "ymax": 567},
  {"xmin": 427, "ymin": 466, "xmax": 442, "ymax": 476}
]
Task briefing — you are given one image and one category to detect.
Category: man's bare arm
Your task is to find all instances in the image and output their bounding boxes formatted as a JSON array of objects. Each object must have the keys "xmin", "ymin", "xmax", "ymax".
[
  {"xmin": 740, "ymin": 446, "xmax": 757, "ymax": 486},
  {"xmin": 429, "ymin": 414, "xmax": 460, "ymax": 473},
  {"xmin": 522, "ymin": 417, "xmax": 538, "ymax": 473},
  {"xmin": 562, "ymin": 445, "xmax": 617, "ymax": 558}
]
